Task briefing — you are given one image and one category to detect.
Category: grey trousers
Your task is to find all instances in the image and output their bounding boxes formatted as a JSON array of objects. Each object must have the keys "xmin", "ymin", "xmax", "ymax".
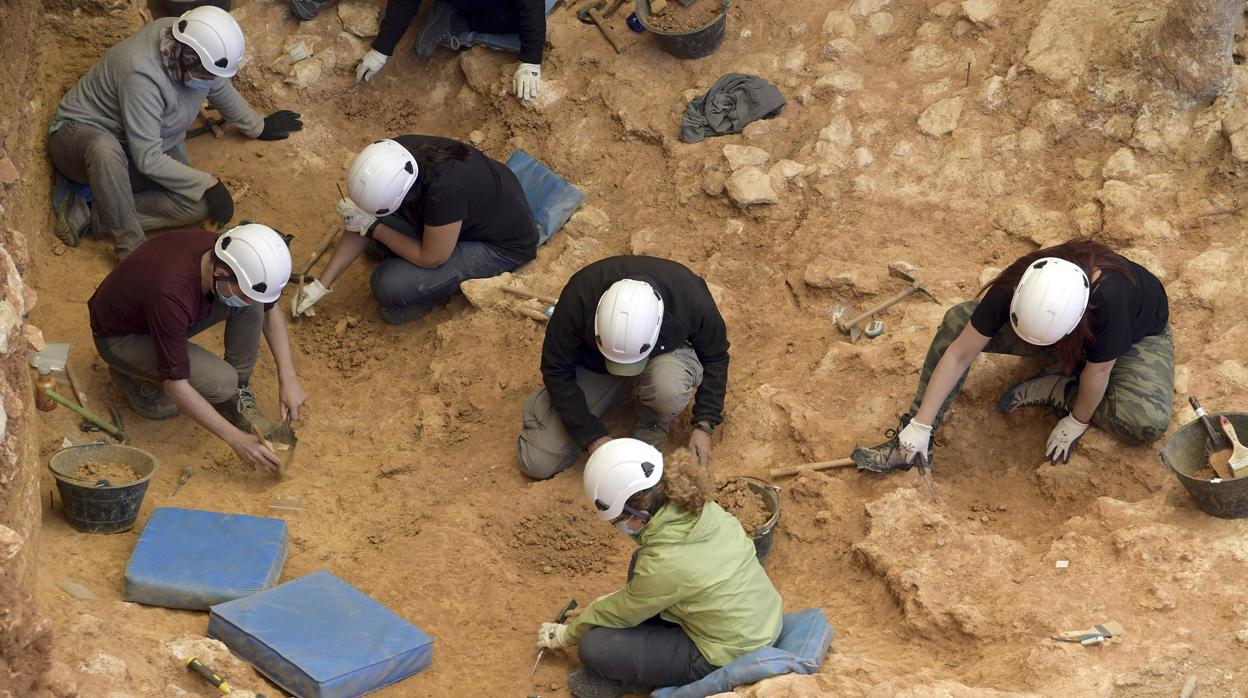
[
  {"xmin": 93, "ymin": 301, "xmax": 262, "ymax": 404},
  {"xmin": 516, "ymin": 345, "xmax": 704, "ymax": 480},
  {"xmin": 48, "ymin": 121, "xmax": 209, "ymax": 257}
]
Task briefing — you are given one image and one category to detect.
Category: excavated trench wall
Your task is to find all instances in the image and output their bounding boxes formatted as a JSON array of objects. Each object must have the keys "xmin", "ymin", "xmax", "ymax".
[{"xmin": 1, "ymin": 0, "xmax": 56, "ymax": 693}]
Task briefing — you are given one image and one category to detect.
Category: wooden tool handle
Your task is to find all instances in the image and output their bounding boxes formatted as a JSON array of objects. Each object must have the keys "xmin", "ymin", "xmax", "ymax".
[
  {"xmin": 769, "ymin": 457, "xmax": 855, "ymax": 478},
  {"xmin": 515, "ymin": 307, "xmax": 550, "ymax": 322},
  {"xmin": 199, "ymin": 106, "xmax": 224, "ymax": 138},
  {"xmin": 64, "ymin": 361, "xmax": 87, "ymax": 408},
  {"xmin": 300, "ymin": 227, "xmax": 340, "ymax": 276},
  {"xmin": 502, "ymin": 285, "xmax": 559, "ymax": 305},
  {"xmin": 843, "ymin": 287, "xmax": 918, "ymax": 329},
  {"xmin": 590, "ymin": 9, "xmax": 625, "ymax": 53}
]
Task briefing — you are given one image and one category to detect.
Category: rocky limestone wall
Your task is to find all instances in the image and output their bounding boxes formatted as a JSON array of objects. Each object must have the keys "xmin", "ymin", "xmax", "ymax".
[{"xmin": 1, "ymin": 0, "xmax": 57, "ymax": 695}]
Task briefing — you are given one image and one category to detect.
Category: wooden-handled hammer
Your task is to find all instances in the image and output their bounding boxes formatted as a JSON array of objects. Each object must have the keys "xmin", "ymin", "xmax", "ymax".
[{"xmin": 837, "ymin": 263, "xmax": 940, "ymax": 343}]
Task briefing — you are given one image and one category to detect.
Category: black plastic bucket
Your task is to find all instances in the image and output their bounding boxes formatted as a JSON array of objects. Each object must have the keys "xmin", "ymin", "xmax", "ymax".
[
  {"xmin": 727, "ymin": 476, "xmax": 781, "ymax": 565},
  {"xmin": 150, "ymin": 0, "xmax": 231, "ymax": 19},
  {"xmin": 636, "ymin": 0, "xmax": 729, "ymax": 60},
  {"xmin": 48, "ymin": 444, "xmax": 159, "ymax": 534},
  {"xmin": 1159, "ymin": 412, "xmax": 1248, "ymax": 519}
]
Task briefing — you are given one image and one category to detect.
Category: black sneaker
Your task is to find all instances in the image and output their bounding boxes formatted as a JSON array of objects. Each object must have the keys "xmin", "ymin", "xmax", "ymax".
[
  {"xmin": 289, "ymin": 0, "xmax": 330, "ymax": 21},
  {"xmin": 109, "ymin": 368, "xmax": 178, "ymax": 420},
  {"xmin": 995, "ymin": 372, "xmax": 1074, "ymax": 416},
  {"xmin": 851, "ymin": 414, "xmax": 932, "ymax": 473},
  {"xmin": 567, "ymin": 668, "xmax": 646, "ymax": 698},
  {"xmin": 414, "ymin": 0, "xmax": 467, "ymax": 58},
  {"xmin": 215, "ymin": 386, "xmax": 276, "ymax": 436}
]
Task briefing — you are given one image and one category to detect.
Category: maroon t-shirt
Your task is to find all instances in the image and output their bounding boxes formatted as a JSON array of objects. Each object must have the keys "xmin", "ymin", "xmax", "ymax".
[{"xmin": 88, "ymin": 230, "xmax": 218, "ymax": 381}]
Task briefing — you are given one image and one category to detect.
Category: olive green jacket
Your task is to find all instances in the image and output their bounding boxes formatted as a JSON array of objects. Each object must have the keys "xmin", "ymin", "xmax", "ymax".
[{"xmin": 565, "ymin": 501, "xmax": 783, "ymax": 667}]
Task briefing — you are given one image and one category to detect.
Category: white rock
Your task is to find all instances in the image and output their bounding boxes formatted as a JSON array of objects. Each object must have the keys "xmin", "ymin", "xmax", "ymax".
[
  {"xmin": 979, "ymin": 266, "xmax": 1002, "ymax": 287},
  {"xmin": 1072, "ymin": 158, "xmax": 1098, "ymax": 180},
  {"xmin": 854, "ymin": 147, "xmax": 874, "ymax": 167},
  {"xmin": 932, "ymin": 2, "xmax": 958, "ymax": 18},
  {"xmin": 1183, "ymin": 248, "xmax": 1236, "ymax": 304},
  {"xmin": 867, "ymin": 12, "xmax": 894, "ymax": 36},
  {"xmin": 80, "ymin": 651, "xmax": 127, "ymax": 681},
  {"xmin": 338, "ymin": 0, "xmax": 380, "ymax": 38},
  {"xmin": 918, "ymin": 97, "xmax": 964, "ymax": 137},
  {"xmin": 908, "ymin": 43, "xmax": 956, "ymax": 73},
  {"xmin": 722, "ymin": 144, "xmax": 770, "ymax": 170},
  {"xmin": 1121, "ymin": 247, "xmax": 1166, "ymax": 280},
  {"xmin": 978, "ymin": 75, "xmax": 1005, "ymax": 113},
  {"xmin": 1028, "ymin": 99, "xmax": 1079, "ymax": 142},
  {"xmin": 819, "ymin": 114, "xmax": 854, "ymax": 148},
  {"xmin": 1018, "ymin": 127, "xmax": 1046, "ymax": 152},
  {"xmin": 703, "ymin": 170, "xmax": 727, "ymax": 196},
  {"xmin": 850, "ymin": 0, "xmax": 890, "ymax": 17},
  {"xmin": 1102, "ymin": 147, "xmax": 1139, "ymax": 181},
  {"xmin": 822, "ymin": 11, "xmax": 855, "ymax": 37},
  {"xmin": 0, "ymin": 524, "xmax": 20, "ymax": 561},
  {"xmin": 468, "ymin": 130, "xmax": 485, "ymax": 146},
  {"xmin": 961, "ymin": 0, "xmax": 998, "ymax": 27},
  {"xmin": 725, "ymin": 167, "xmax": 779, "ymax": 207},
  {"xmin": 1069, "ymin": 202, "xmax": 1102, "ymax": 235},
  {"xmin": 565, "ymin": 206, "xmax": 610, "ymax": 238},
  {"xmin": 726, "ymin": 219, "xmax": 745, "ymax": 236},
  {"xmin": 1217, "ymin": 361, "xmax": 1248, "ymax": 390},
  {"xmin": 1140, "ymin": 218, "xmax": 1177, "ymax": 244},
  {"xmin": 814, "ymin": 71, "xmax": 864, "ymax": 95},
  {"xmin": 769, "ymin": 159, "xmax": 806, "ymax": 192},
  {"xmin": 891, "ymin": 140, "xmax": 913, "ymax": 159},
  {"xmin": 852, "ymin": 174, "xmax": 876, "ymax": 193},
  {"xmin": 285, "ymin": 58, "xmax": 323, "ymax": 89},
  {"xmin": 1173, "ymin": 364, "xmax": 1190, "ymax": 395},
  {"xmin": 822, "ymin": 38, "xmax": 862, "ymax": 60},
  {"xmin": 1231, "ymin": 129, "xmax": 1248, "ymax": 163},
  {"xmin": 994, "ymin": 200, "xmax": 1040, "ymax": 238}
]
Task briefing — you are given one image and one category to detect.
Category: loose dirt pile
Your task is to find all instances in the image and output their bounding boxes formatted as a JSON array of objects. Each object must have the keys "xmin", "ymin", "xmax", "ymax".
[
  {"xmin": 645, "ymin": 0, "xmax": 724, "ymax": 33},
  {"xmin": 66, "ymin": 460, "xmax": 135, "ymax": 485},
  {"xmin": 716, "ymin": 478, "xmax": 770, "ymax": 535},
  {"xmin": 509, "ymin": 508, "xmax": 622, "ymax": 576}
]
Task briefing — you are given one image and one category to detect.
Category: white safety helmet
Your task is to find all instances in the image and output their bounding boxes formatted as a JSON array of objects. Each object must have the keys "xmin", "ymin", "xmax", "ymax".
[
  {"xmin": 1009, "ymin": 257, "xmax": 1090, "ymax": 346},
  {"xmin": 346, "ymin": 140, "xmax": 419, "ymax": 217},
  {"xmin": 172, "ymin": 6, "xmax": 245, "ymax": 78},
  {"xmin": 214, "ymin": 224, "xmax": 292, "ymax": 304},
  {"xmin": 594, "ymin": 279, "xmax": 663, "ymax": 376},
  {"xmin": 583, "ymin": 438, "xmax": 663, "ymax": 521}
]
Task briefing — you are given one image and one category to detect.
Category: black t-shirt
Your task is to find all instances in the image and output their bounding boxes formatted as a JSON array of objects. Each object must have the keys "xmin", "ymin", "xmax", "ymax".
[
  {"xmin": 394, "ymin": 135, "xmax": 537, "ymax": 262},
  {"xmin": 971, "ymin": 260, "xmax": 1168, "ymax": 363}
]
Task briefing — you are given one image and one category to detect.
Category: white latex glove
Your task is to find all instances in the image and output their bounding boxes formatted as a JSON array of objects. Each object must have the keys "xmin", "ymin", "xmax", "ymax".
[
  {"xmin": 1046, "ymin": 414, "xmax": 1089, "ymax": 464},
  {"xmin": 897, "ymin": 420, "xmax": 933, "ymax": 467},
  {"xmin": 536, "ymin": 622, "xmax": 569, "ymax": 650},
  {"xmin": 292, "ymin": 278, "xmax": 330, "ymax": 318},
  {"xmin": 513, "ymin": 62, "xmax": 541, "ymax": 101},
  {"xmin": 337, "ymin": 198, "xmax": 376, "ymax": 235},
  {"xmin": 356, "ymin": 49, "xmax": 389, "ymax": 83}
]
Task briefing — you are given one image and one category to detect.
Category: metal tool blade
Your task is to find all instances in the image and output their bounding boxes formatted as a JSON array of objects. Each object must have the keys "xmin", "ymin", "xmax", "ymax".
[
  {"xmin": 528, "ymin": 649, "xmax": 546, "ymax": 679},
  {"xmin": 171, "ymin": 466, "xmax": 194, "ymax": 497},
  {"xmin": 917, "ymin": 466, "xmax": 939, "ymax": 504}
]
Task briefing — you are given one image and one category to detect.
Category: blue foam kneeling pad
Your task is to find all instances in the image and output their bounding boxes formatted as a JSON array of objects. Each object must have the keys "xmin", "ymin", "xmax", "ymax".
[
  {"xmin": 124, "ymin": 507, "xmax": 287, "ymax": 610},
  {"xmin": 505, "ymin": 149, "xmax": 584, "ymax": 246},
  {"xmin": 208, "ymin": 570, "xmax": 434, "ymax": 698}
]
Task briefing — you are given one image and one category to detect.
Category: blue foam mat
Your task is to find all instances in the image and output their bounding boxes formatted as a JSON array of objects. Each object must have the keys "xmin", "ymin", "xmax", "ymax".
[
  {"xmin": 124, "ymin": 507, "xmax": 287, "ymax": 610},
  {"xmin": 505, "ymin": 149, "xmax": 583, "ymax": 245},
  {"xmin": 209, "ymin": 570, "xmax": 434, "ymax": 698}
]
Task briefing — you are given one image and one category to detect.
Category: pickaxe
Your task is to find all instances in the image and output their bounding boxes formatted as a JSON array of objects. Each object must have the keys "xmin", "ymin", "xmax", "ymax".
[{"xmin": 836, "ymin": 263, "xmax": 940, "ymax": 343}]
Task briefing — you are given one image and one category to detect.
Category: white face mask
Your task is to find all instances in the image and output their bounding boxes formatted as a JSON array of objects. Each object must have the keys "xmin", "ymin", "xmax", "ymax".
[
  {"xmin": 215, "ymin": 279, "xmax": 249, "ymax": 308},
  {"xmin": 615, "ymin": 519, "xmax": 645, "ymax": 536}
]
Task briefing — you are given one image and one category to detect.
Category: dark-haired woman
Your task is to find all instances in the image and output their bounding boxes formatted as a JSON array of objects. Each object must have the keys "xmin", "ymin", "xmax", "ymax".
[
  {"xmin": 534, "ymin": 439, "xmax": 783, "ymax": 698},
  {"xmin": 292, "ymin": 135, "xmax": 538, "ymax": 324},
  {"xmin": 854, "ymin": 241, "xmax": 1172, "ymax": 470}
]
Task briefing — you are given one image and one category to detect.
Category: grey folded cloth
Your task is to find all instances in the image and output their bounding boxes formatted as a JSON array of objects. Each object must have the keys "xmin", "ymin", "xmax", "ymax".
[{"xmin": 680, "ymin": 73, "xmax": 786, "ymax": 144}]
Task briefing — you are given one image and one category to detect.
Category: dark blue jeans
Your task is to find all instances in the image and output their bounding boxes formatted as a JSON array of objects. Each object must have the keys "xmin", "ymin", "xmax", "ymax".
[{"xmin": 369, "ymin": 214, "xmax": 529, "ymax": 316}]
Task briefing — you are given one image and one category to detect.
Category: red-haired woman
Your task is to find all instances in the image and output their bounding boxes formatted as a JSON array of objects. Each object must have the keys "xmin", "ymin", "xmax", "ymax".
[{"xmin": 854, "ymin": 241, "xmax": 1173, "ymax": 470}]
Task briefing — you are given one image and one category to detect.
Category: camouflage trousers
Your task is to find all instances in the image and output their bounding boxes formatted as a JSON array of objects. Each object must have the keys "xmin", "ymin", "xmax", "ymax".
[{"xmin": 907, "ymin": 301, "xmax": 1174, "ymax": 444}]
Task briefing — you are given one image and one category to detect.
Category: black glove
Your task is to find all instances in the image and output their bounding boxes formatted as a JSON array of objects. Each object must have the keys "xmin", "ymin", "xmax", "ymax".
[
  {"xmin": 258, "ymin": 110, "xmax": 303, "ymax": 141},
  {"xmin": 203, "ymin": 180, "xmax": 234, "ymax": 229}
]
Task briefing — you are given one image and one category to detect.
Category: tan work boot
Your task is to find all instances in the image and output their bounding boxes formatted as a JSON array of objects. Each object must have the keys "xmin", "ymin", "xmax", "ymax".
[{"xmin": 215, "ymin": 386, "xmax": 277, "ymax": 436}]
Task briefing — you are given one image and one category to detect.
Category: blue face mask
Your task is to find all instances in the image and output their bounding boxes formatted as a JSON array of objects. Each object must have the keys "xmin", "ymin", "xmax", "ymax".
[
  {"xmin": 215, "ymin": 279, "xmax": 249, "ymax": 308},
  {"xmin": 615, "ymin": 520, "xmax": 645, "ymax": 536},
  {"xmin": 185, "ymin": 77, "xmax": 215, "ymax": 90},
  {"xmin": 612, "ymin": 503, "xmax": 651, "ymax": 537}
]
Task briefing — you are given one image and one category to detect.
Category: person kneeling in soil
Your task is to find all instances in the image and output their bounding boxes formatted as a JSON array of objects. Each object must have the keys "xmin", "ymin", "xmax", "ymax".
[
  {"xmin": 89, "ymin": 224, "xmax": 306, "ymax": 471},
  {"xmin": 291, "ymin": 136, "xmax": 538, "ymax": 324},
  {"xmin": 853, "ymin": 240, "xmax": 1172, "ymax": 471},
  {"xmin": 48, "ymin": 6, "xmax": 304, "ymax": 261},
  {"xmin": 516, "ymin": 256, "xmax": 730, "ymax": 480},
  {"xmin": 535, "ymin": 439, "xmax": 783, "ymax": 697}
]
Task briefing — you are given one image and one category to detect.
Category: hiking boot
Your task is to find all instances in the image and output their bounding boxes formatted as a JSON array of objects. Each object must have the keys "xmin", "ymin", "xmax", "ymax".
[
  {"xmin": 53, "ymin": 175, "xmax": 91, "ymax": 247},
  {"xmin": 414, "ymin": 0, "xmax": 469, "ymax": 58},
  {"xmin": 215, "ymin": 386, "xmax": 277, "ymax": 436},
  {"xmin": 631, "ymin": 421, "xmax": 669, "ymax": 449},
  {"xmin": 995, "ymin": 372, "xmax": 1074, "ymax": 416},
  {"xmin": 289, "ymin": 0, "xmax": 330, "ymax": 20},
  {"xmin": 109, "ymin": 368, "xmax": 178, "ymax": 420},
  {"xmin": 851, "ymin": 414, "xmax": 932, "ymax": 473},
  {"xmin": 567, "ymin": 668, "xmax": 646, "ymax": 698},
  {"xmin": 380, "ymin": 303, "xmax": 435, "ymax": 325}
]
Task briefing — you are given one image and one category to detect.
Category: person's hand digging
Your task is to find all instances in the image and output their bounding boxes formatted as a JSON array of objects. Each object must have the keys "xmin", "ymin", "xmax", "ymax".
[
  {"xmin": 231, "ymin": 432, "xmax": 282, "ymax": 472},
  {"xmin": 513, "ymin": 62, "xmax": 541, "ymax": 100},
  {"xmin": 356, "ymin": 49, "xmax": 388, "ymax": 83},
  {"xmin": 1045, "ymin": 414, "xmax": 1088, "ymax": 464},
  {"xmin": 897, "ymin": 419, "xmax": 933, "ymax": 468},
  {"xmin": 258, "ymin": 110, "xmax": 303, "ymax": 141},
  {"xmin": 689, "ymin": 424, "xmax": 713, "ymax": 468},
  {"xmin": 292, "ymin": 278, "xmax": 330, "ymax": 317},
  {"xmin": 203, "ymin": 178, "xmax": 234, "ymax": 229},
  {"xmin": 279, "ymin": 378, "xmax": 308, "ymax": 420},
  {"xmin": 337, "ymin": 198, "xmax": 376, "ymax": 234},
  {"xmin": 536, "ymin": 622, "xmax": 570, "ymax": 650}
]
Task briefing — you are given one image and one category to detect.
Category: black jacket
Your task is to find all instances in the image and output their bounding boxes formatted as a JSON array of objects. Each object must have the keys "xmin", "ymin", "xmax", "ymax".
[
  {"xmin": 540, "ymin": 256, "xmax": 730, "ymax": 450},
  {"xmin": 372, "ymin": 0, "xmax": 546, "ymax": 65}
]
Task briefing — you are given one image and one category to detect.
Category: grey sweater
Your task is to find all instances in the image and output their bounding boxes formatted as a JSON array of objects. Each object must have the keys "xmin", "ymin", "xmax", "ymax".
[{"xmin": 53, "ymin": 18, "xmax": 264, "ymax": 200}]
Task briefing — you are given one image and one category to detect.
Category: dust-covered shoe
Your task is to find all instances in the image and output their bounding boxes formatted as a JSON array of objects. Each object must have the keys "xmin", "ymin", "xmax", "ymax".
[
  {"xmin": 215, "ymin": 386, "xmax": 276, "ymax": 436},
  {"xmin": 631, "ymin": 421, "xmax": 669, "ymax": 449},
  {"xmin": 414, "ymin": 0, "xmax": 468, "ymax": 57},
  {"xmin": 851, "ymin": 414, "xmax": 932, "ymax": 473},
  {"xmin": 289, "ymin": 0, "xmax": 330, "ymax": 20},
  {"xmin": 995, "ymin": 372, "xmax": 1074, "ymax": 416},
  {"xmin": 53, "ymin": 174, "xmax": 91, "ymax": 247},
  {"xmin": 109, "ymin": 368, "xmax": 178, "ymax": 420},
  {"xmin": 567, "ymin": 668, "xmax": 646, "ymax": 698}
]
